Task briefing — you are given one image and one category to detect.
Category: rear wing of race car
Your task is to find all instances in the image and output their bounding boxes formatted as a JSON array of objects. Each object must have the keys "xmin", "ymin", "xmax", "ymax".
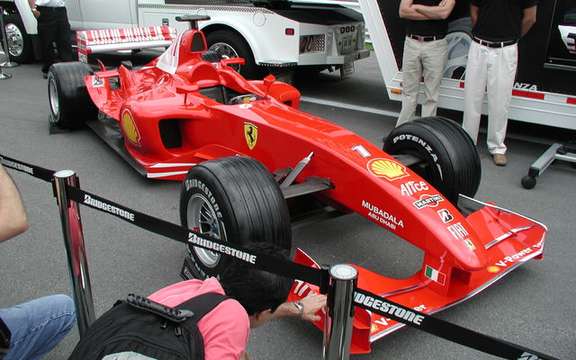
[{"xmin": 76, "ymin": 26, "xmax": 177, "ymax": 63}]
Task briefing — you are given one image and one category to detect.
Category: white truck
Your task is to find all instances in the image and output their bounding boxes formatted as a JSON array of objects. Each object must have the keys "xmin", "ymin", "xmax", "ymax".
[{"xmin": 1, "ymin": 0, "xmax": 369, "ymax": 78}]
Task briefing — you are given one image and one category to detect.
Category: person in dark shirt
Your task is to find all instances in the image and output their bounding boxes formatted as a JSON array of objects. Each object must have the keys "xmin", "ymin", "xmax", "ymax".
[
  {"xmin": 396, "ymin": 0, "xmax": 456, "ymax": 126},
  {"xmin": 462, "ymin": 0, "xmax": 538, "ymax": 166}
]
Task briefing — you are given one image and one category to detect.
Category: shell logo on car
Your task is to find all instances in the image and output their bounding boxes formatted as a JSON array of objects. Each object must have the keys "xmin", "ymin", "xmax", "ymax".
[
  {"xmin": 121, "ymin": 110, "xmax": 141, "ymax": 146},
  {"xmin": 367, "ymin": 158, "xmax": 408, "ymax": 181},
  {"xmin": 244, "ymin": 122, "xmax": 258, "ymax": 150}
]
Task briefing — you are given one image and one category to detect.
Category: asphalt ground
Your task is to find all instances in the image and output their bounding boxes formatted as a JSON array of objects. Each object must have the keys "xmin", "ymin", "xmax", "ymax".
[{"xmin": 0, "ymin": 53, "xmax": 575, "ymax": 360}]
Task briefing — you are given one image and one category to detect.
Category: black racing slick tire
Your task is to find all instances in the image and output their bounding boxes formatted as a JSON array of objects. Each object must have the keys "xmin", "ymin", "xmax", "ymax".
[
  {"xmin": 2, "ymin": 14, "xmax": 33, "ymax": 63},
  {"xmin": 180, "ymin": 156, "xmax": 292, "ymax": 279},
  {"xmin": 47, "ymin": 62, "xmax": 97, "ymax": 129},
  {"xmin": 206, "ymin": 30, "xmax": 260, "ymax": 79},
  {"xmin": 384, "ymin": 117, "xmax": 481, "ymax": 204}
]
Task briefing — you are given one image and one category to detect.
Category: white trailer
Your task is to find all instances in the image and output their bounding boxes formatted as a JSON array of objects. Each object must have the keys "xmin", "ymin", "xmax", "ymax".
[
  {"xmin": 358, "ymin": 0, "xmax": 576, "ymax": 130},
  {"xmin": 1, "ymin": 0, "xmax": 369, "ymax": 79}
]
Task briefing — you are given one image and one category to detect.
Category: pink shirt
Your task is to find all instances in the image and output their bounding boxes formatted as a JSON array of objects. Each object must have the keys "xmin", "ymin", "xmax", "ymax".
[{"xmin": 148, "ymin": 278, "xmax": 250, "ymax": 360}]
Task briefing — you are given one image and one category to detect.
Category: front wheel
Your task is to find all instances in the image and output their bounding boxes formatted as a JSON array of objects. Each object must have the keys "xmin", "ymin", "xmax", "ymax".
[
  {"xmin": 180, "ymin": 156, "xmax": 292, "ymax": 279},
  {"xmin": 384, "ymin": 117, "xmax": 481, "ymax": 204}
]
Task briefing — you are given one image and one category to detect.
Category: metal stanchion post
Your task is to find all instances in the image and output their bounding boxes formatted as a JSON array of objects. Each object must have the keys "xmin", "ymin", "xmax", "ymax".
[
  {"xmin": 323, "ymin": 264, "xmax": 358, "ymax": 360},
  {"xmin": 54, "ymin": 170, "xmax": 95, "ymax": 337},
  {"xmin": 0, "ymin": 6, "xmax": 18, "ymax": 68}
]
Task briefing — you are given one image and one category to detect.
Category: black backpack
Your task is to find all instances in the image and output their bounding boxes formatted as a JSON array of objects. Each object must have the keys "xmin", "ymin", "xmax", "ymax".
[{"xmin": 69, "ymin": 292, "xmax": 228, "ymax": 360}]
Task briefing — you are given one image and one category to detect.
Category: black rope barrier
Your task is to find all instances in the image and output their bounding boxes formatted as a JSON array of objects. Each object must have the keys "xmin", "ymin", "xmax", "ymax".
[
  {"xmin": 66, "ymin": 186, "xmax": 328, "ymax": 288},
  {"xmin": 0, "ymin": 155, "xmax": 55, "ymax": 182},
  {"xmin": 353, "ymin": 289, "xmax": 559, "ymax": 360},
  {"xmin": 0, "ymin": 154, "xmax": 562, "ymax": 360}
]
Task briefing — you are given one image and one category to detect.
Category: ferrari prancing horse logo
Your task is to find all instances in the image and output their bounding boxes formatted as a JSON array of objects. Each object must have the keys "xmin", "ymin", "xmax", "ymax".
[{"xmin": 244, "ymin": 122, "xmax": 258, "ymax": 150}]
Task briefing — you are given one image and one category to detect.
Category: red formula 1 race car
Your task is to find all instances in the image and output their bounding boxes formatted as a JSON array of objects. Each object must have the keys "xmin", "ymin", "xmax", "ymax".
[{"xmin": 47, "ymin": 16, "xmax": 547, "ymax": 354}]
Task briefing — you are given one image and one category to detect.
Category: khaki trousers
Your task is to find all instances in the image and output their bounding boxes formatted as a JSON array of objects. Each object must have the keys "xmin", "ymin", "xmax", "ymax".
[{"xmin": 397, "ymin": 37, "xmax": 448, "ymax": 126}]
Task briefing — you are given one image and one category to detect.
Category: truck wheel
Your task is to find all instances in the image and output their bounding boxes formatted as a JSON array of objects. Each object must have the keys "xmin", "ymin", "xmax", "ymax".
[
  {"xmin": 444, "ymin": 17, "xmax": 473, "ymax": 80},
  {"xmin": 3, "ymin": 14, "xmax": 33, "ymax": 63},
  {"xmin": 206, "ymin": 30, "xmax": 261, "ymax": 79},
  {"xmin": 47, "ymin": 62, "xmax": 97, "ymax": 129},
  {"xmin": 180, "ymin": 156, "xmax": 292, "ymax": 279},
  {"xmin": 384, "ymin": 117, "xmax": 481, "ymax": 204}
]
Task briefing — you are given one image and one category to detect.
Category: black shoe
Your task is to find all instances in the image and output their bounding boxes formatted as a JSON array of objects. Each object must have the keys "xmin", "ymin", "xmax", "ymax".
[{"xmin": 42, "ymin": 72, "xmax": 48, "ymax": 79}]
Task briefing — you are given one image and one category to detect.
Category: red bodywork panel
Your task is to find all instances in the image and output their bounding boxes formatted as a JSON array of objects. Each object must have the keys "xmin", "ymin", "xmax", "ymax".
[{"xmin": 83, "ymin": 27, "xmax": 548, "ymax": 354}]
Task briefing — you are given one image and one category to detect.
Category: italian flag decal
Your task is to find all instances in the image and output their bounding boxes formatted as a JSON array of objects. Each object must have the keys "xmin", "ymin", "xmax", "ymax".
[{"xmin": 425, "ymin": 265, "xmax": 446, "ymax": 285}]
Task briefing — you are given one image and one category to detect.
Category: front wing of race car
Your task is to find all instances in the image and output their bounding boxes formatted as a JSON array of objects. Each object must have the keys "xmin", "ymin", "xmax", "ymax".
[{"xmin": 287, "ymin": 195, "xmax": 547, "ymax": 354}]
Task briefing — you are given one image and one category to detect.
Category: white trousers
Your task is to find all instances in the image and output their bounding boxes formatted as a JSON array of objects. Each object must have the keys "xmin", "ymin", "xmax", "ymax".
[
  {"xmin": 462, "ymin": 41, "xmax": 518, "ymax": 155},
  {"xmin": 397, "ymin": 37, "xmax": 448, "ymax": 126}
]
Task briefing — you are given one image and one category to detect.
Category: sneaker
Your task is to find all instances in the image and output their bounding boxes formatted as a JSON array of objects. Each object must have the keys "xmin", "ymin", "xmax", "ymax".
[{"xmin": 492, "ymin": 153, "xmax": 507, "ymax": 166}]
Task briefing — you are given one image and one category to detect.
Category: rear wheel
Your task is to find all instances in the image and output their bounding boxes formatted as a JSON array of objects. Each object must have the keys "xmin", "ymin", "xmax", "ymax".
[
  {"xmin": 384, "ymin": 117, "xmax": 481, "ymax": 203},
  {"xmin": 180, "ymin": 156, "xmax": 292, "ymax": 279},
  {"xmin": 206, "ymin": 30, "xmax": 260, "ymax": 79},
  {"xmin": 47, "ymin": 62, "xmax": 97, "ymax": 129}
]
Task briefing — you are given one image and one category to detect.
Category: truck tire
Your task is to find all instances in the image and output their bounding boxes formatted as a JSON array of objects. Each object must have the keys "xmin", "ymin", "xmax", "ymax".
[
  {"xmin": 180, "ymin": 156, "xmax": 292, "ymax": 279},
  {"xmin": 206, "ymin": 30, "xmax": 261, "ymax": 79},
  {"xmin": 47, "ymin": 62, "xmax": 97, "ymax": 129},
  {"xmin": 384, "ymin": 117, "xmax": 481, "ymax": 204},
  {"xmin": 444, "ymin": 17, "xmax": 473, "ymax": 80},
  {"xmin": 3, "ymin": 14, "xmax": 33, "ymax": 63}
]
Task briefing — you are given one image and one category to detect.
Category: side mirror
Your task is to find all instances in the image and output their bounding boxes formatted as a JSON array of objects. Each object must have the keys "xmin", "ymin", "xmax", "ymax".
[
  {"xmin": 176, "ymin": 84, "xmax": 199, "ymax": 104},
  {"xmin": 221, "ymin": 57, "xmax": 246, "ymax": 67},
  {"xmin": 263, "ymin": 74, "xmax": 276, "ymax": 96}
]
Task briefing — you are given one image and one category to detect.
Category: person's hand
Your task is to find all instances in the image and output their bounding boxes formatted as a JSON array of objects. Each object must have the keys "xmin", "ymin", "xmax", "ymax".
[
  {"xmin": 32, "ymin": 8, "xmax": 40, "ymax": 18},
  {"xmin": 299, "ymin": 293, "xmax": 326, "ymax": 322}
]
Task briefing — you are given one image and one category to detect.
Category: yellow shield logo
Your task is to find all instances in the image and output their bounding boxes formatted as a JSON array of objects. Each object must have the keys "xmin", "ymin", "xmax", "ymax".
[
  {"xmin": 367, "ymin": 158, "xmax": 408, "ymax": 181},
  {"xmin": 121, "ymin": 110, "xmax": 141, "ymax": 146},
  {"xmin": 244, "ymin": 122, "xmax": 258, "ymax": 150}
]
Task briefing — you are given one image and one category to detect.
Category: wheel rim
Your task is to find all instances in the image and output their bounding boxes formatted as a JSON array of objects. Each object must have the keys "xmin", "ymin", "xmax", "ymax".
[
  {"xmin": 444, "ymin": 31, "xmax": 472, "ymax": 80},
  {"xmin": 48, "ymin": 75, "xmax": 60, "ymax": 122},
  {"xmin": 186, "ymin": 193, "xmax": 226, "ymax": 268},
  {"xmin": 5, "ymin": 23, "xmax": 24, "ymax": 58},
  {"xmin": 209, "ymin": 42, "xmax": 242, "ymax": 72}
]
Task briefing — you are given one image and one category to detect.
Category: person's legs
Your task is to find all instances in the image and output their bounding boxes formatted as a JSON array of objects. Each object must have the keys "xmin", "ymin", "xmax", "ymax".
[
  {"xmin": 462, "ymin": 41, "xmax": 488, "ymax": 144},
  {"xmin": 37, "ymin": 13, "xmax": 58, "ymax": 75},
  {"xmin": 397, "ymin": 38, "xmax": 422, "ymax": 126},
  {"xmin": 55, "ymin": 9, "xmax": 73, "ymax": 62},
  {"xmin": 486, "ymin": 44, "xmax": 517, "ymax": 157},
  {"xmin": 420, "ymin": 38, "xmax": 448, "ymax": 117},
  {"xmin": 0, "ymin": 295, "xmax": 75, "ymax": 360}
]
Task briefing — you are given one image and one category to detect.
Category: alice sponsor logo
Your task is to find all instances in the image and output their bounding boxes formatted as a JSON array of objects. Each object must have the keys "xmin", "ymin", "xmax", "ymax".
[
  {"xmin": 362, "ymin": 200, "xmax": 405, "ymax": 230},
  {"xmin": 400, "ymin": 180, "xmax": 428, "ymax": 196},
  {"xmin": 83, "ymin": 194, "xmax": 135, "ymax": 222},
  {"xmin": 367, "ymin": 158, "xmax": 408, "ymax": 181},
  {"xmin": 413, "ymin": 194, "xmax": 443, "ymax": 209}
]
